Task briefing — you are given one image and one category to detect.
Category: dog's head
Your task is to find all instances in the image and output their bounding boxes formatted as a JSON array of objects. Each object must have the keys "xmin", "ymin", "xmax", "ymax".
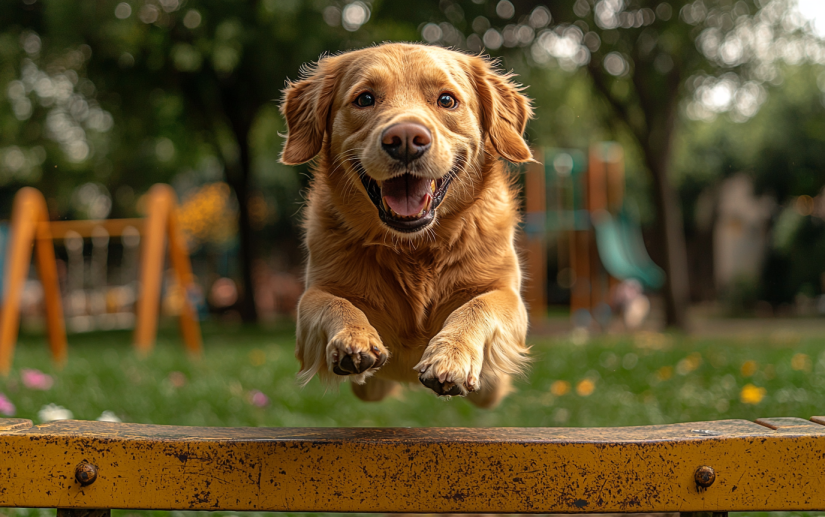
[{"xmin": 280, "ymin": 43, "xmax": 533, "ymax": 236}]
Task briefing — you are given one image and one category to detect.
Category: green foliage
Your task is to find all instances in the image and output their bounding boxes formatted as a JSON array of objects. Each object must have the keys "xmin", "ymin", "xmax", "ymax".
[
  {"xmin": 0, "ymin": 0, "xmax": 434, "ymax": 223},
  {"xmin": 676, "ymin": 64, "xmax": 825, "ymax": 200},
  {"xmin": 674, "ymin": 63, "xmax": 825, "ymax": 304}
]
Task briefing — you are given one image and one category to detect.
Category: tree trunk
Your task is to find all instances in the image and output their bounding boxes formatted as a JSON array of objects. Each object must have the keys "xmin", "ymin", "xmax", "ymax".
[
  {"xmin": 634, "ymin": 65, "xmax": 691, "ymax": 331},
  {"xmin": 644, "ymin": 145, "xmax": 691, "ymax": 330},
  {"xmin": 224, "ymin": 127, "xmax": 259, "ymax": 323},
  {"xmin": 176, "ymin": 76, "xmax": 259, "ymax": 323},
  {"xmin": 212, "ymin": 75, "xmax": 260, "ymax": 324}
]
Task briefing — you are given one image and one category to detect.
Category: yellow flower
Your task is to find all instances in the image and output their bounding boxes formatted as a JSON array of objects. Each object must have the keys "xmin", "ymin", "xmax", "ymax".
[
  {"xmin": 677, "ymin": 353, "xmax": 702, "ymax": 375},
  {"xmin": 550, "ymin": 380, "xmax": 570, "ymax": 396},
  {"xmin": 656, "ymin": 366, "xmax": 673, "ymax": 381},
  {"xmin": 633, "ymin": 331, "xmax": 671, "ymax": 350},
  {"xmin": 576, "ymin": 378, "xmax": 596, "ymax": 396},
  {"xmin": 740, "ymin": 384, "xmax": 766, "ymax": 404},
  {"xmin": 249, "ymin": 349, "xmax": 266, "ymax": 366},
  {"xmin": 791, "ymin": 353, "xmax": 812, "ymax": 372},
  {"xmin": 176, "ymin": 182, "xmax": 239, "ymax": 247},
  {"xmin": 740, "ymin": 360, "xmax": 757, "ymax": 377}
]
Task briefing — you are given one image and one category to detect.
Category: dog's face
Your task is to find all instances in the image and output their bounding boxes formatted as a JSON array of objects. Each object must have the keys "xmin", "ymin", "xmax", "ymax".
[{"xmin": 280, "ymin": 44, "xmax": 533, "ymax": 236}]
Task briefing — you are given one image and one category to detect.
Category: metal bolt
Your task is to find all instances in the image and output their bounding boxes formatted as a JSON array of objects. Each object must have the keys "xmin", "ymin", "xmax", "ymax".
[
  {"xmin": 695, "ymin": 465, "xmax": 716, "ymax": 488},
  {"xmin": 75, "ymin": 461, "xmax": 98, "ymax": 486}
]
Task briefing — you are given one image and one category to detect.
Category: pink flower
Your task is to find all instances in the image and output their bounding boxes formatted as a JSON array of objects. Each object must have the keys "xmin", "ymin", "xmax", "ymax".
[
  {"xmin": 168, "ymin": 371, "xmax": 187, "ymax": 388},
  {"xmin": 0, "ymin": 394, "xmax": 15, "ymax": 416},
  {"xmin": 248, "ymin": 390, "xmax": 269, "ymax": 407},
  {"xmin": 21, "ymin": 369, "xmax": 54, "ymax": 390}
]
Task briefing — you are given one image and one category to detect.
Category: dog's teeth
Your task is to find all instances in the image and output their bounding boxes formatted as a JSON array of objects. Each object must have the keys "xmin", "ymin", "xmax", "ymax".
[
  {"xmin": 384, "ymin": 201, "xmax": 401, "ymax": 218},
  {"xmin": 431, "ymin": 180, "xmax": 436, "ymax": 193}
]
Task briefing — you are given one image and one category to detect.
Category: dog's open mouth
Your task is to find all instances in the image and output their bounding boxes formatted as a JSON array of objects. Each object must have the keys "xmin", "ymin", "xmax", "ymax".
[{"xmin": 355, "ymin": 158, "xmax": 462, "ymax": 233}]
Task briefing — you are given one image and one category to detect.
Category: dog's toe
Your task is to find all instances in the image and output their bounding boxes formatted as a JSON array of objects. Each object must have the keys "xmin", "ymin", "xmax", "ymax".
[
  {"xmin": 419, "ymin": 375, "xmax": 464, "ymax": 396},
  {"xmin": 414, "ymin": 335, "xmax": 482, "ymax": 398}
]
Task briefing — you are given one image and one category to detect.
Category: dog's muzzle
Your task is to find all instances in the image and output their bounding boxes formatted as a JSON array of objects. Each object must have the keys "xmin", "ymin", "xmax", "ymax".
[{"xmin": 355, "ymin": 155, "xmax": 464, "ymax": 233}]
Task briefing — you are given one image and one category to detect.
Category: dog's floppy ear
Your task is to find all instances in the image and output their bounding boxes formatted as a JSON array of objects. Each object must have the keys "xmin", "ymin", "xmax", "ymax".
[
  {"xmin": 279, "ymin": 56, "xmax": 340, "ymax": 165},
  {"xmin": 469, "ymin": 58, "xmax": 534, "ymax": 163}
]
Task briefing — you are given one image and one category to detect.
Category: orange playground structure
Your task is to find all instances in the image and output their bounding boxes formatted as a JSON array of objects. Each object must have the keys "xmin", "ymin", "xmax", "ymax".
[
  {"xmin": 0, "ymin": 184, "xmax": 202, "ymax": 374},
  {"xmin": 523, "ymin": 143, "xmax": 664, "ymax": 326}
]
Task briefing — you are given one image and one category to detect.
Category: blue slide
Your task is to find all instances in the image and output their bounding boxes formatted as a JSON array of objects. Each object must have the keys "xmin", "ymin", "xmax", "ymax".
[{"xmin": 591, "ymin": 207, "xmax": 665, "ymax": 290}]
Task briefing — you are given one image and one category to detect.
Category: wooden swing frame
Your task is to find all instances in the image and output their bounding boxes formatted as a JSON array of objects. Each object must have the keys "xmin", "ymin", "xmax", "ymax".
[{"xmin": 0, "ymin": 184, "xmax": 201, "ymax": 375}]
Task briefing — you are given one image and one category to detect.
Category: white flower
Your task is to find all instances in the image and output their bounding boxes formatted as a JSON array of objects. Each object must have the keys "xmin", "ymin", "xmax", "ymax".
[
  {"xmin": 38, "ymin": 403, "xmax": 73, "ymax": 422},
  {"xmin": 96, "ymin": 411, "xmax": 122, "ymax": 423}
]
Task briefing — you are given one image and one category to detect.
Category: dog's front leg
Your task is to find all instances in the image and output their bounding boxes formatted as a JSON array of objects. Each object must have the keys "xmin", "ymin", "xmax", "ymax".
[
  {"xmin": 296, "ymin": 286, "xmax": 389, "ymax": 385},
  {"xmin": 415, "ymin": 289, "xmax": 528, "ymax": 405}
]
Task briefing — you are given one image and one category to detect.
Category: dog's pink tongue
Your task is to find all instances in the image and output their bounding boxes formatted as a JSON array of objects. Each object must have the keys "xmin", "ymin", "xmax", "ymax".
[{"xmin": 382, "ymin": 175, "xmax": 430, "ymax": 216}]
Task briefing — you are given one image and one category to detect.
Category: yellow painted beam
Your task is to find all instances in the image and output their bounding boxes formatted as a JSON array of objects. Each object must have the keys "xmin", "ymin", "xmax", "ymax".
[{"xmin": 0, "ymin": 417, "xmax": 824, "ymax": 512}]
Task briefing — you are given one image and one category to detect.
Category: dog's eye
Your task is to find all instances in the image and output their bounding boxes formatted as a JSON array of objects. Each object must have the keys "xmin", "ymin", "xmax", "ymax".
[
  {"xmin": 354, "ymin": 92, "xmax": 375, "ymax": 107},
  {"xmin": 437, "ymin": 94, "xmax": 458, "ymax": 109}
]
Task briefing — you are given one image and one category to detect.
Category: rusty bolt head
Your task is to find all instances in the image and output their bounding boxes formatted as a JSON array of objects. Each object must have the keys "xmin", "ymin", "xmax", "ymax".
[
  {"xmin": 695, "ymin": 465, "xmax": 716, "ymax": 488},
  {"xmin": 75, "ymin": 461, "xmax": 98, "ymax": 486}
]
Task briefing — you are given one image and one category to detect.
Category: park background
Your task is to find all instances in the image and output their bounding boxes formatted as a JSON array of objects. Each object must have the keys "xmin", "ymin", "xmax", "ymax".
[{"xmin": 1, "ymin": 1, "xmax": 825, "ymax": 504}]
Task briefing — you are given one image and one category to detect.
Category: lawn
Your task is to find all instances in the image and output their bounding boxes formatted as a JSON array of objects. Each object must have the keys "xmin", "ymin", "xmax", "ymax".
[{"xmin": 1, "ymin": 321, "xmax": 823, "ymax": 517}]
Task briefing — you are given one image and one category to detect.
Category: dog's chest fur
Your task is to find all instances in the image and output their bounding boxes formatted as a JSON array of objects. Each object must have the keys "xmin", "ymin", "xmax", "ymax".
[{"xmin": 303, "ymin": 160, "xmax": 520, "ymax": 354}]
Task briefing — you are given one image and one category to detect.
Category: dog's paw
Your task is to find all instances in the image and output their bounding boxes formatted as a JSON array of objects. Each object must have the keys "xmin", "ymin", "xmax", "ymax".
[
  {"xmin": 327, "ymin": 325, "xmax": 388, "ymax": 378},
  {"xmin": 414, "ymin": 334, "xmax": 482, "ymax": 397}
]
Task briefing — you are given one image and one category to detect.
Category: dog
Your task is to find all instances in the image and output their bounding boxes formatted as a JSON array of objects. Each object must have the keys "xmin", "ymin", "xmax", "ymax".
[{"xmin": 279, "ymin": 43, "xmax": 533, "ymax": 408}]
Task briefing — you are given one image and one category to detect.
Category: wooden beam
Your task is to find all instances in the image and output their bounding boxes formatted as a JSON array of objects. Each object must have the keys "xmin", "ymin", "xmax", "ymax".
[
  {"xmin": 0, "ymin": 188, "xmax": 67, "ymax": 374},
  {"xmin": 133, "ymin": 184, "xmax": 201, "ymax": 356},
  {"xmin": 45, "ymin": 219, "xmax": 145, "ymax": 240},
  {"xmin": 1, "ymin": 417, "xmax": 824, "ymax": 512}
]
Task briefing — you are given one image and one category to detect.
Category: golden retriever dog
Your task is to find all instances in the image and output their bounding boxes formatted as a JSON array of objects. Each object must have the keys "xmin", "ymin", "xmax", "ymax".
[{"xmin": 279, "ymin": 43, "xmax": 533, "ymax": 408}]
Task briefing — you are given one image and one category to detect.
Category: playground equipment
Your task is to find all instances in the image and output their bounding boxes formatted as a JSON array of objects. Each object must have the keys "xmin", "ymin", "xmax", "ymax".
[
  {"xmin": 0, "ymin": 415, "xmax": 824, "ymax": 514},
  {"xmin": 524, "ymin": 143, "xmax": 664, "ymax": 325},
  {"xmin": 0, "ymin": 184, "xmax": 202, "ymax": 374}
]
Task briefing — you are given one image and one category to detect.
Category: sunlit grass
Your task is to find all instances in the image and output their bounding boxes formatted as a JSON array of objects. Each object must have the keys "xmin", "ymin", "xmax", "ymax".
[{"xmin": 2, "ymin": 323, "xmax": 823, "ymax": 428}]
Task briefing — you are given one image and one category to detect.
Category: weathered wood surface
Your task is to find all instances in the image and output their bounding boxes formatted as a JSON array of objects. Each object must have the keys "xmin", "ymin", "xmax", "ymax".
[{"xmin": 0, "ymin": 417, "xmax": 824, "ymax": 513}]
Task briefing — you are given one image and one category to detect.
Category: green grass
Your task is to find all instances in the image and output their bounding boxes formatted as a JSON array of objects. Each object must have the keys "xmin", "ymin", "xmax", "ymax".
[
  {"xmin": 2, "ymin": 324, "xmax": 823, "ymax": 427},
  {"xmin": 1, "ymin": 322, "xmax": 823, "ymax": 517}
]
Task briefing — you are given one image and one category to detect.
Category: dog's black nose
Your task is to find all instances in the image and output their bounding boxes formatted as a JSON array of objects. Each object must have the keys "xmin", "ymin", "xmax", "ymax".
[{"xmin": 381, "ymin": 123, "xmax": 431, "ymax": 163}]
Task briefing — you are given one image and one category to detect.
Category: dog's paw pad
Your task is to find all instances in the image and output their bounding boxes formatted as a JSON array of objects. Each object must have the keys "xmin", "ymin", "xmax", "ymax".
[
  {"xmin": 327, "ymin": 327, "xmax": 388, "ymax": 377},
  {"xmin": 415, "ymin": 340, "xmax": 481, "ymax": 398},
  {"xmin": 333, "ymin": 351, "xmax": 377, "ymax": 375},
  {"xmin": 419, "ymin": 374, "xmax": 464, "ymax": 396}
]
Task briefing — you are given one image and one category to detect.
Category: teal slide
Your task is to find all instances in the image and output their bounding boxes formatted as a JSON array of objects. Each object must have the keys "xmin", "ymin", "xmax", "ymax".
[{"xmin": 591, "ymin": 208, "xmax": 665, "ymax": 289}]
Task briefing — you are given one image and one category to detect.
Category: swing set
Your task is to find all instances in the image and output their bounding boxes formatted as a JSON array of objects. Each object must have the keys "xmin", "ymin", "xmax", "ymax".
[{"xmin": 0, "ymin": 184, "xmax": 202, "ymax": 375}]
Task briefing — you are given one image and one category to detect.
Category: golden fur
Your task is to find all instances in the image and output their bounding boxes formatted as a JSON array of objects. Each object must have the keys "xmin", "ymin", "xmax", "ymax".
[{"xmin": 280, "ymin": 43, "xmax": 533, "ymax": 408}]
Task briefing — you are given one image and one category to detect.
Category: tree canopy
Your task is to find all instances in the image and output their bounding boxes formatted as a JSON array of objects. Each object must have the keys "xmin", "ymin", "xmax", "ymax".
[{"xmin": 1, "ymin": 0, "xmax": 823, "ymax": 324}]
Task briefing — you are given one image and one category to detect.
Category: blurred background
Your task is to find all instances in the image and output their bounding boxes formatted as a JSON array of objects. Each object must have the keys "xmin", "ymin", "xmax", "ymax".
[{"xmin": 0, "ymin": 0, "xmax": 824, "ymax": 450}]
